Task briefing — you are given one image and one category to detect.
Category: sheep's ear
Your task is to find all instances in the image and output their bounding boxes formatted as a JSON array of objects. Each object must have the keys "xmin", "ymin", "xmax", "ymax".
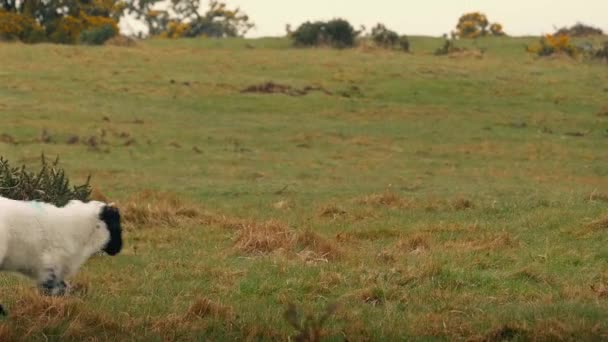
[{"xmin": 100, "ymin": 204, "xmax": 121, "ymax": 223}]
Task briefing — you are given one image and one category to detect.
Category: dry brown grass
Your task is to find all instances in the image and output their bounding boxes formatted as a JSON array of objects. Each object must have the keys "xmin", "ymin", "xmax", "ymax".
[
  {"xmin": 296, "ymin": 230, "xmax": 342, "ymax": 262},
  {"xmin": 443, "ymin": 232, "xmax": 518, "ymax": 252},
  {"xmin": 337, "ymin": 228, "xmax": 400, "ymax": 242},
  {"xmin": 587, "ymin": 215, "xmax": 608, "ymax": 230},
  {"xmin": 355, "ymin": 191, "xmax": 411, "ymax": 208},
  {"xmin": 186, "ymin": 297, "xmax": 235, "ymax": 321},
  {"xmin": 355, "ymin": 192, "xmax": 475, "ymax": 212},
  {"xmin": 90, "ymin": 187, "xmax": 110, "ymax": 202},
  {"xmin": 451, "ymin": 197, "xmax": 475, "ymax": 210},
  {"xmin": 2, "ymin": 288, "xmax": 126, "ymax": 340},
  {"xmin": 234, "ymin": 219, "xmax": 296, "ymax": 254},
  {"xmin": 318, "ymin": 205, "xmax": 347, "ymax": 219},
  {"xmin": 396, "ymin": 233, "xmax": 432, "ymax": 254},
  {"xmin": 587, "ymin": 190, "xmax": 608, "ymax": 202},
  {"xmin": 120, "ymin": 190, "xmax": 203, "ymax": 228},
  {"xmin": 231, "ymin": 219, "xmax": 341, "ymax": 262}
]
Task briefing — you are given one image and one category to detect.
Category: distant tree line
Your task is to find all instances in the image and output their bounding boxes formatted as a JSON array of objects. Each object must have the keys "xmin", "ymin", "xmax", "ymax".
[{"xmin": 0, "ymin": 0, "xmax": 253, "ymax": 44}]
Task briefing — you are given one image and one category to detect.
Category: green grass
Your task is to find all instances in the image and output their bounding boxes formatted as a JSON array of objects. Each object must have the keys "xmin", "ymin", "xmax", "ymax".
[{"xmin": 1, "ymin": 35, "xmax": 608, "ymax": 340}]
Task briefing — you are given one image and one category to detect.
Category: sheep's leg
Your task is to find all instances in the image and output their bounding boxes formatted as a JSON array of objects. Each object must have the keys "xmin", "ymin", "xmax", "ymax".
[
  {"xmin": 38, "ymin": 267, "xmax": 67, "ymax": 296},
  {"xmin": 0, "ymin": 304, "xmax": 6, "ymax": 316}
]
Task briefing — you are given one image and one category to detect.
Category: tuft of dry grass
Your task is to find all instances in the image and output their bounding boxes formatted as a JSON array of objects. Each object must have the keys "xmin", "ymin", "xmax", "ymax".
[
  {"xmin": 90, "ymin": 186, "xmax": 110, "ymax": 203},
  {"xmin": 472, "ymin": 324, "xmax": 528, "ymax": 342},
  {"xmin": 232, "ymin": 219, "xmax": 341, "ymax": 262},
  {"xmin": 234, "ymin": 219, "xmax": 296, "ymax": 254},
  {"xmin": 451, "ymin": 197, "xmax": 475, "ymax": 210},
  {"xmin": 443, "ymin": 232, "xmax": 518, "ymax": 252},
  {"xmin": 355, "ymin": 192, "xmax": 475, "ymax": 212},
  {"xmin": 396, "ymin": 233, "xmax": 432, "ymax": 254},
  {"xmin": 355, "ymin": 191, "xmax": 411, "ymax": 209},
  {"xmin": 3, "ymin": 288, "xmax": 125, "ymax": 339},
  {"xmin": 587, "ymin": 215, "xmax": 608, "ymax": 230},
  {"xmin": 587, "ymin": 190, "xmax": 608, "ymax": 203},
  {"xmin": 591, "ymin": 283, "xmax": 608, "ymax": 298},
  {"xmin": 186, "ymin": 297, "xmax": 235, "ymax": 321},
  {"xmin": 318, "ymin": 205, "xmax": 347, "ymax": 219},
  {"xmin": 296, "ymin": 230, "xmax": 342, "ymax": 262},
  {"xmin": 120, "ymin": 190, "xmax": 202, "ymax": 228}
]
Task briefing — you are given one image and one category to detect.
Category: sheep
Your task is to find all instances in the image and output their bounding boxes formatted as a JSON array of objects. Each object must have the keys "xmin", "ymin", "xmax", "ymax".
[{"xmin": 0, "ymin": 196, "xmax": 123, "ymax": 315}]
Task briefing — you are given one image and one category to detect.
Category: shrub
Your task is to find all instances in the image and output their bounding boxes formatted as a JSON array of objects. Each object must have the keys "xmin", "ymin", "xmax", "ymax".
[
  {"xmin": 323, "ymin": 19, "xmax": 358, "ymax": 48},
  {"xmin": 80, "ymin": 24, "xmax": 116, "ymax": 45},
  {"xmin": 371, "ymin": 23, "xmax": 399, "ymax": 48},
  {"xmin": 434, "ymin": 35, "xmax": 459, "ymax": 55},
  {"xmin": 556, "ymin": 23, "xmax": 603, "ymax": 37},
  {"xmin": 399, "ymin": 35, "xmax": 410, "ymax": 52},
  {"xmin": 0, "ymin": 10, "xmax": 45, "ymax": 43},
  {"xmin": 50, "ymin": 14, "xmax": 118, "ymax": 44},
  {"xmin": 0, "ymin": 155, "xmax": 91, "ymax": 207},
  {"xmin": 528, "ymin": 34, "xmax": 579, "ymax": 58},
  {"xmin": 50, "ymin": 15, "xmax": 86, "ymax": 44},
  {"xmin": 454, "ymin": 12, "xmax": 505, "ymax": 38},
  {"xmin": 292, "ymin": 18, "xmax": 358, "ymax": 48},
  {"xmin": 594, "ymin": 41, "xmax": 608, "ymax": 61},
  {"xmin": 291, "ymin": 21, "xmax": 324, "ymax": 46},
  {"xmin": 489, "ymin": 23, "xmax": 506, "ymax": 36},
  {"xmin": 159, "ymin": 20, "xmax": 191, "ymax": 38}
]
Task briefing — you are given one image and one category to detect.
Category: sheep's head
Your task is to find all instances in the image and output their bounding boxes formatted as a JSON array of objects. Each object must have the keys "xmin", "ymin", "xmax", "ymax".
[{"xmin": 99, "ymin": 204, "xmax": 122, "ymax": 256}]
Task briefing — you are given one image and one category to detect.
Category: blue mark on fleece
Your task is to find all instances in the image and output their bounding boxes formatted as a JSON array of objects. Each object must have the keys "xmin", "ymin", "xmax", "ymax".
[{"xmin": 29, "ymin": 201, "xmax": 45, "ymax": 213}]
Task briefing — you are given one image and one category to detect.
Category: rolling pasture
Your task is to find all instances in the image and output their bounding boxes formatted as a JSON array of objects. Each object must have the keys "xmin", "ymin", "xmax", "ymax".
[{"xmin": 1, "ymin": 36, "xmax": 608, "ymax": 340}]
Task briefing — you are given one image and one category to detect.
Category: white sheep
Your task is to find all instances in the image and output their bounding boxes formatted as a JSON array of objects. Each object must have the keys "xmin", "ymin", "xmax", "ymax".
[{"xmin": 0, "ymin": 196, "xmax": 122, "ymax": 314}]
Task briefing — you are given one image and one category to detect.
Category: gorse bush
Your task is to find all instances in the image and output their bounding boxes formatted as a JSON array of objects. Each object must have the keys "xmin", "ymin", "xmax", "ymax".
[
  {"xmin": 52, "ymin": 14, "xmax": 118, "ymax": 44},
  {"xmin": 454, "ymin": 12, "xmax": 505, "ymax": 38},
  {"xmin": 0, "ymin": 155, "xmax": 91, "ymax": 207},
  {"xmin": 527, "ymin": 34, "xmax": 579, "ymax": 58},
  {"xmin": 292, "ymin": 19, "xmax": 358, "ymax": 48},
  {"xmin": 0, "ymin": 10, "xmax": 45, "ymax": 43},
  {"xmin": 1, "ymin": 1, "xmax": 121, "ymax": 44}
]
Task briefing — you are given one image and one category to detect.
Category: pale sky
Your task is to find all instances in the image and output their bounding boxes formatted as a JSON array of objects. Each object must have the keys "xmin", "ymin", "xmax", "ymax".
[{"xmin": 222, "ymin": 0, "xmax": 607, "ymax": 37}]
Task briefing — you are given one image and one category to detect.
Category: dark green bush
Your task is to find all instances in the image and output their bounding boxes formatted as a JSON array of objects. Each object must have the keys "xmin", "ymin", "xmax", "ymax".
[
  {"xmin": 79, "ymin": 24, "xmax": 116, "ymax": 45},
  {"xmin": 291, "ymin": 21, "xmax": 324, "ymax": 46},
  {"xmin": 370, "ymin": 23, "xmax": 409, "ymax": 52},
  {"xmin": 371, "ymin": 23, "xmax": 399, "ymax": 48},
  {"xmin": 555, "ymin": 23, "xmax": 603, "ymax": 37},
  {"xmin": 399, "ymin": 35, "xmax": 410, "ymax": 52},
  {"xmin": 323, "ymin": 19, "xmax": 357, "ymax": 48},
  {"xmin": 291, "ymin": 18, "xmax": 358, "ymax": 48},
  {"xmin": 0, "ymin": 155, "xmax": 91, "ymax": 207}
]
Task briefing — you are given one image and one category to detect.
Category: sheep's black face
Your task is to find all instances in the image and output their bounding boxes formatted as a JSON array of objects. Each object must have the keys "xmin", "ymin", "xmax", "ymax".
[{"xmin": 99, "ymin": 205, "xmax": 123, "ymax": 256}]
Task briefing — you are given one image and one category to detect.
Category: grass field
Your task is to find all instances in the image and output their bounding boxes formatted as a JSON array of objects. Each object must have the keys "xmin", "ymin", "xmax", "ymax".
[{"xmin": 1, "ymin": 35, "xmax": 608, "ymax": 340}]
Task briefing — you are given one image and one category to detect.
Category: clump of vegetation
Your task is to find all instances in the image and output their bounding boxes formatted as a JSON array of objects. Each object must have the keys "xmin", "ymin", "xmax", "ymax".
[
  {"xmin": 370, "ymin": 23, "xmax": 410, "ymax": 52},
  {"xmin": 291, "ymin": 19, "xmax": 359, "ymax": 48},
  {"xmin": 0, "ymin": 10, "xmax": 45, "ymax": 43},
  {"xmin": 434, "ymin": 35, "xmax": 465, "ymax": 56},
  {"xmin": 555, "ymin": 23, "xmax": 603, "ymax": 37},
  {"xmin": 527, "ymin": 34, "xmax": 579, "ymax": 58},
  {"xmin": 0, "ymin": 155, "xmax": 91, "ymax": 207},
  {"xmin": 454, "ymin": 12, "xmax": 506, "ymax": 38},
  {"xmin": 120, "ymin": 190, "xmax": 202, "ymax": 227},
  {"xmin": 593, "ymin": 41, "xmax": 608, "ymax": 61},
  {"xmin": 284, "ymin": 303, "xmax": 338, "ymax": 342},
  {"xmin": 0, "ymin": 1, "xmax": 120, "ymax": 44},
  {"xmin": 139, "ymin": 0, "xmax": 254, "ymax": 39},
  {"xmin": 79, "ymin": 24, "xmax": 118, "ymax": 45}
]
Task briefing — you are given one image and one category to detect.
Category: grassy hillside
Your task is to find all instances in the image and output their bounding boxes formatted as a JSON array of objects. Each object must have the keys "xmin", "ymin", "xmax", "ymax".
[{"xmin": 1, "ymin": 36, "xmax": 608, "ymax": 340}]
